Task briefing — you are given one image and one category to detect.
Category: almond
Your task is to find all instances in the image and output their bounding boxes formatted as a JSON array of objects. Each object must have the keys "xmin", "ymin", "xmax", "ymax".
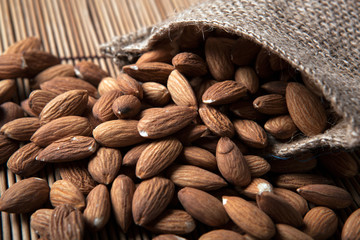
[
  {"xmin": 0, "ymin": 102, "xmax": 24, "ymax": 127},
  {"xmin": 88, "ymin": 147, "xmax": 122, "ymax": 184},
  {"xmin": 30, "ymin": 208, "xmax": 53, "ymax": 239},
  {"xmin": 3, "ymin": 37, "xmax": 42, "ymax": 54},
  {"xmin": 50, "ymin": 180, "xmax": 85, "ymax": 210},
  {"xmin": 83, "ymin": 184, "xmax": 111, "ymax": 231},
  {"xmin": 74, "ymin": 61, "xmax": 109, "ymax": 86},
  {"xmin": 275, "ymin": 173, "xmax": 333, "ymax": 189},
  {"xmin": 0, "ymin": 53, "xmax": 28, "ymax": 79},
  {"xmin": 178, "ymin": 25, "xmax": 205, "ymax": 50},
  {"xmin": 286, "ymin": 82, "xmax": 327, "ymax": 136},
  {"xmin": 231, "ymin": 37, "xmax": 261, "ymax": 66},
  {"xmin": 253, "ymin": 94, "xmax": 288, "ymax": 115},
  {"xmin": 216, "ymin": 137, "xmax": 251, "ymax": 186},
  {"xmin": 123, "ymin": 62, "xmax": 175, "ymax": 84},
  {"xmin": 98, "ymin": 77, "xmax": 123, "ymax": 96},
  {"xmin": 39, "ymin": 89, "xmax": 88, "ymax": 124},
  {"xmin": 229, "ymin": 100, "xmax": 265, "ymax": 121},
  {"xmin": 137, "ymin": 106, "xmax": 197, "ymax": 139},
  {"xmin": 144, "ymin": 209, "xmax": 196, "ymax": 235},
  {"xmin": 175, "ymin": 124, "xmax": 209, "ymax": 144},
  {"xmin": 256, "ymin": 191, "xmax": 303, "ymax": 227},
  {"xmin": 0, "ymin": 177, "xmax": 49, "ymax": 213},
  {"xmin": 132, "ymin": 176, "xmax": 175, "ymax": 225},
  {"xmin": 40, "ymin": 76, "xmax": 98, "ymax": 98},
  {"xmin": 0, "ymin": 79, "xmax": 17, "ymax": 103},
  {"xmin": 49, "ymin": 204, "xmax": 84, "ymax": 240},
  {"xmin": 28, "ymin": 90, "xmax": 57, "ymax": 115},
  {"xmin": 153, "ymin": 234, "xmax": 187, "ymax": 240},
  {"xmin": 21, "ymin": 98, "xmax": 38, "ymax": 116},
  {"xmin": 111, "ymin": 175, "xmax": 135, "ymax": 233},
  {"xmin": 179, "ymin": 146, "xmax": 217, "ymax": 171},
  {"xmin": 93, "ymin": 119, "xmax": 145, "ymax": 147},
  {"xmin": 273, "ymin": 188, "xmax": 309, "ymax": 216},
  {"xmin": 199, "ymin": 103, "xmax": 234, "ymax": 137},
  {"xmin": 137, "ymin": 43, "xmax": 176, "ymax": 64},
  {"xmin": 31, "ymin": 116, "xmax": 93, "ymax": 147},
  {"xmin": 0, "ymin": 117, "xmax": 40, "ymax": 141},
  {"xmin": 136, "ymin": 137, "xmax": 182, "ymax": 179},
  {"xmin": 297, "ymin": 184, "xmax": 352, "ymax": 209},
  {"xmin": 122, "ymin": 142, "xmax": 150, "ymax": 166},
  {"xmin": 238, "ymin": 178, "xmax": 273, "ymax": 200},
  {"xmin": 205, "ymin": 37, "xmax": 235, "ymax": 81},
  {"xmin": 244, "ymin": 155, "xmax": 271, "ymax": 177},
  {"xmin": 222, "ymin": 196, "xmax": 276, "ymax": 240},
  {"xmin": 235, "ymin": 67, "xmax": 259, "ymax": 94},
  {"xmin": 255, "ymin": 48, "xmax": 275, "ymax": 79},
  {"xmin": 142, "ymin": 82, "xmax": 170, "ymax": 106},
  {"xmin": 92, "ymin": 90, "xmax": 124, "ymax": 122},
  {"xmin": 0, "ymin": 134, "xmax": 19, "ymax": 164},
  {"xmin": 167, "ymin": 69, "xmax": 197, "ymax": 108},
  {"xmin": 178, "ymin": 187, "xmax": 229, "ymax": 227},
  {"xmin": 233, "ymin": 119, "xmax": 268, "ymax": 148},
  {"xmin": 22, "ymin": 50, "xmax": 60, "ymax": 77},
  {"xmin": 33, "ymin": 64, "xmax": 75, "ymax": 87},
  {"xmin": 7, "ymin": 142, "xmax": 45, "ymax": 177},
  {"xmin": 261, "ymin": 81, "xmax": 287, "ymax": 95},
  {"xmin": 318, "ymin": 151, "xmax": 359, "ymax": 178},
  {"xmin": 264, "ymin": 115, "xmax": 298, "ymax": 139},
  {"xmin": 117, "ymin": 73, "xmax": 143, "ymax": 99},
  {"xmin": 172, "ymin": 52, "xmax": 207, "ymax": 77},
  {"xmin": 199, "ymin": 229, "xmax": 245, "ymax": 240},
  {"xmin": 202, "ymin": 80, "xmax": 247, "ymax": 105},
  {"xmin": 36, "ymin": 136, "xmax": 98, "ymax": 163},
  {"xmin": 275, "ymin": 224, "xmax": 313, "ymax": 240},
  {"xmin": 269, "ymin": 152, "xmax": 317, "ymax": 173},
  {"xmin": 112, "ymin": 95, "xmax": 141, "ymax": 119},
  {"xmin": 342, "ymin": 208, "xmax": 360, "ymax": 240},
  {"xmin": 303, "ymin": 206, "xmax": 338, "ymax": 240},
  {"xmin": 166, "ymin": 165, "xmax": 227, "ymax": 191}
]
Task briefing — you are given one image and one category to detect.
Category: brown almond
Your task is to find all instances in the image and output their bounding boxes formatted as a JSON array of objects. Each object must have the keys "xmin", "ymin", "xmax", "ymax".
[
  {"xmin": 123, "ymin": 62, "xmax": 175, "ymax": 84},
  {"xmin": 136, "ymin": 138, "xmax": 182, "ymax": 179},
  {"xmin": 264, "ymin": 115, "xmax": 298, "ymax": 139},
  {"xmin": 0, "ymin": 102, "xmax": 24, "ymax": 127},
  {"xmin": 7, "ymin": 142, "xmax": 45, "ymax": 177},
  {"xmin": 179, "ymin": 146, "xmax": 217, "ymax": 171},
  {"xmin": 166, "ymin": 165, "xmax": 227, "ymax": 191},
  {"xmin": 117, "ymin": 73, "xmax": 143, "ymax": 99},
  {"xmin": 202, "ymin": 80, "xmax": 247, "ymax": 105},
  {"xmin": 0, "ymin": 79, "xmax": 17, "ymax": 103},
  {"xmin": 122, "ymin": 142, "xmax": 150, "ymax": 166},
  {"xmin": 196, "ymin": 79, "xmax": 217, "ymax": 103},
  {"xmin": 92, "ymin": 90, "xmax": 124, "ymax": 122},
  {"xmin": 0, "ymin": 177, "xmax": 49, "ymax": 213},
  {"xmin": 137, "ymin": 106, "xmax": 197, "ymax": 139},
  {"xmin": 28, "ymin": 90, "xmax": 58, "ymax": 115},
  {"xmin": 273, "ymin": 188, "xmax": 309, "ymax": 216},
  {"xmin": 303, "ymin": 206, "xmax": 338, "ymax": 240},
  {"xmin": 36, "ymin": 136, "xmax": 98, "ymax": 163},
  {"xmin": 297, "ymin": 184, "xmax": 352, "ymax": 209},
  {"xmin": 142, "ymin": 82, "xmax": 170, "ymax": 106},
  {"xmin": 98, "ymin": 77, "xmax": 123, "ymax": 96},
  {"xmin": 31, "ymin": 116, "xmax": 92, "ymax": 147},
  {"xmin": 31, "ymin": 208, "xmax": 53, "ymax": 239},
  {"xmin": 83, "ymin": 184, "xmax": 111, "ymax": 231},
  {"xmin": 222, "ymin": 196, "xmax": 276, "ymax": 240},
  {"xmin": 231, "ymin": 37, "xmax": 261, "ymax": 66},
  {"xmin": 3, "ymin": 37, "xmax": 42, "ymax": 54},
  {"xmin": 21, "ymin": 98, "xmax": 37, "ymax": 116},
  {"xmin": 261, "ymin": 81, "xmax": 288, "ymax": 95},
  {"xmin": 178, "ymin": 187, "xmax": 229, "ymax": 227},
  {"xmin": 286, "ymin": 82, "xmax": 327, "ymax": 136},
  {"xmin": 255, "ymin": 48, "xmax": 275, "ymax": 79},
  {"xmin": 21, "ymin": 50, "xmax": 60, "ymax": 77},
  {"xmin": 88, "ymin": 147, "xmax": 122, "ymax": 185},
  {"xmin": 238, "ymin": 178, "xmax": 273, "ymax": 200},
  {"xmin": 33, "ymin": 64, "xmax": 75, "ymax": 87},
  {"xmin": 229, "ymin": 100, "xmax": 265, "ymax": 121},
  {"xmin": 275, "ymin": 173, "xmax": 333, "ymax": 189},
  {"xmin": 111, "ymin": 175, "xmax": 135, "ymax": 233},
  {"xmin": 178, "ymin": 25, "xmax": 205, "ymax": 50},
  {"xmin": 137, "ymin": 43, "xmax": 177, "ymax": 64},
  {"xmin": 132, "ymin": 176, "xmax": 175, "ymax": 225},
  {"xmin": 167, "ymin": 69, "xmax": 197, "ymax": 108},
  {"xmin": 1, "ymin": 117, "xmax": 40, "ymax": 141},
  {"xmin": 256, "ymin": 191, "xmax": 303, "ymax": 227},
  {"xmin": 342, "ymin": 208, "xmax": 360, "ymax": 240},
  {"xmin": 74, "ymin": 61, "xmax": 109, "ymax": 86},
  {"xmin": 235, "ymin": 67, "xmax": 259, "ymax": 94},
  {"xmin": 233, "ymin": 119, "xmax": 268, "ymax": 148},
  {"xmin": 172, "ymin": 52, "xmax": 207, "ymax": 77},
  {"xmin": 40, "ymin": 76, "xmax": 98, "ymax": 98},
  {"xmin": 199, "ymin": 103, "xmax": 234, "ymax": 137},
  {"xmin": 244, "ymin": 155, "xmax": 271, "ymax": 177},
  {"xmin": 253, "ymin": 94, "xmax": 288, "ymax": 115},
  {"xmin": 175, "ymin": 124, "xmax": 209, "ymax": 144},
  {"xmin": 144, "ymin": 209, "xmax": 196, "ymax": 235},
  {"xmin": 93, "ymin": 119, "xmax": 145, "ymax": 147},
  {"xmin": 275, "ymin": 224, "xmax": 313, "ymax": 240},
  {"xmin": 318, "ymin": 151, "xmax": 359, "ymax": 178},
  {"xmin": 39, "ymin": 89, "xmax": 88, "ymax": 124},
  {"xmin": 0, "ymin": 134, "xmax": 19, "ymax": 164},
  {"xmin": 269, "ymin": 152, "xmax": 317, "ymax": 173},
  {"xmin": 216, "ymin": 137, "xmax": 251, "ymax": 186},
  {"xmin": 199, "ymin": 229, "xmax": 245, "ymax": 240},
  {"xmin": 112, "ymin": 95, "xmax": 141, "ymax": 119},
  {"xmin": 0, "ymin": 53, "xmax": 28, "ymax": 79},
  {"xmin": 50, "ymin": 180, "xmax": 86, "ymax": 210},
  {"xmin": 205, "ymin": 37, "xmax": 235, "ymax": 81},
  {"xmin": 49, "ymin": 204, "xmax": 84, "ymax": 240}
]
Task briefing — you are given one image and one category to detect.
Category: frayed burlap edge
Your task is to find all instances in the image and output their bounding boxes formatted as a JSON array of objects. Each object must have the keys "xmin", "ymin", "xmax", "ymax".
[{"xmin": 100, "ymin": 0, "xmax": 360, "ymax": 156}]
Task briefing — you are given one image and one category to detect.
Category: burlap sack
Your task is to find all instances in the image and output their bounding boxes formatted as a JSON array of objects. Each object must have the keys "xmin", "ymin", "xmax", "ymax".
[{"xmin": 100, "ymin": 0, "xmax": 360, "ymax": 156}]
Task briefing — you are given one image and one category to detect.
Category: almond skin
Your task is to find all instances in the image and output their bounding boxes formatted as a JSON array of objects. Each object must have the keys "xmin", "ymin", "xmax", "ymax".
[
  {"xmin": 172, "ymin": 52, "xmax": 207, "ymax": 77},
  {"xmin": 342, "ymin": 208, "xmax": 360, "ymax": 240},
  {"xmin": 132, "ymin": 176, "xmax": 175, "ymax": 225},
  {"xmin": 28, "ymin": 90, "xmax": 58, "ymax": 115},
  {"xmin": 136, "ymin": 138, "xmax": 183, "ymax": 179},
  {"xmin": 0, "ymin": 53, "xmax": 28, "ymax": 79},
  {"xmin": 33, "ymin": 64, "xmax": 75, "ymax": 87},
  {"xmin": 137, "ymin": 43, "xmax": 176, "ymax": 64},
  {"xmin": 199, "ymin": 229, "xmax": 245, "ymax": 240},
  {"xmin": 31, "ymin": 208, "xmax": 53, "ymax": 239},
  {"xmin": 229, "ymin": 100, "xmax": 265, "ymax": 121},
  {"xmin": 83, "ymin": 184, "xmax": 111, "ymax": 231},
  {"xmin": 244, "ymin": 155, "xmax": 271, "ymax": 177},
  {"xmin": 222, "ymin": 196, "xmax": 276, "ymax": 240},
  {"xmin": 7, "ymin": 142, "xmax": 45, "ymax": 177},
  {"xmin": 122, "ymin": 143, "xmax": 150, "ymax": 166},
  {"xmin": 112, "ymin": 95, "xmax": 141, "ymax": 119},
  {"xmin": 31, "ymin": 116, "xmax": 93, "ymax": 147},
  {"xmin": 36, "ymin": 136, "xmax": 98, "ymax": 163},
  {"xmin": 137, "ymin": 106, "xmax": 197, "ymax": 139},
  {"xmin": 179, "ymin": 146, "xmax": 217, "ymax": 171},
  {"xmin": 202, "ymin": 80, "xmax": 247, "ymax": 105},
  {"xmin": 286, "ymin": 82, "xmax": 327, "ymax": 136},
  {"xmin": 0, "ymin": 177, "xmax": 49, "ymax": 213},
  {"xmin": 1, "ymin": 117, "xmax": 40, "ymax": 141},
  {"xmin": 231, "ymin": 37, "xmax": 261, "ymax": 66},
  {"xmin": 303, "ymin": 206, "xmax": 338, "ymax": 240},
  {"xmin": 216, "ymin": 137, "xmax": 251, "ymax": 187},
  {"xmin": 253, "ymin": 94, "xmax": 288, "ymax": 115},
  {"xmin": 98, "ymin": 77, "xmax": 123, "ymax": 96},
  {"xmin": 269, "ymin": 152, "xmax": 317, "ymax": 173},
  {"xmin": 175, "ymin": 124, "xmax": 209, "ymax": 144},
  {"xmin": 123, "ymin": 62, "xmax": 175, "ymax": 84},
  {"xmin": 166, "ymin": 165, "xmax": 228, "ymax": 191},
  {"xmin": 275, "ymin": 224, "xmax": 313, "ymax": 240},
  {"xmin": 233, "ymin": 119, "xmax": 268, "ymax": 148},
  {"xmin": 50, "ymin": 180, "xmax": 86, "ymax": 210},
  {"xmin": 199, "ymin": 103, "xmax": 234, "ymax": 137},
  {"xmin": 142, "ymin": 82, "xmax": 170, "ymax": 106},
  {"xmin": 167, "ymin": 69, "xmax": 197, "ymax": 108},
  {"xmin": 22, "ymin": 50, "xmax": 60, "ymax": 77},
  {"xmin": 264, "ymin": 115, "xmax": 298, "ymax": 139},
  {"xmin": 3, "ymin": 37, "xmax": 42, "ymax": 54},
  {"xmin": 0, "ymin": 102, "xmax": 24, "ymax": 127},
  {"xmin": 238, "ymin": 178, "xmax": 273, "ymax": 200},
  {"xmin": 235, "ymin": 67, "xmax": 259, "ymax": 94},
  {"xmin": 117, "ymin": 73, "xmax": 143, "ymax": 99},
  {"xmin": 273, "ymin": 188, "xmax": 309, "ymax": 216},
  {"xmin": 275, "ymin": 173, "xmax": 333, "ymax": 189},
  {"xmin": 178, "ymin": 187, "xmax": 229, "ymax": 227},
  {"xmin": 92, "ymin": 90, "xmax": 124, "ymax": 122},
  {"xmin": 88, "ymin": 147, "xmax": 122, "ymax": 185},
  {"xmin": 0, "ymin": 79, "xmax": 17, "ymax": 104},
  {"xmin": 0, "ymin": 134, "xmax": 19, "ymax": 164},
  {"xmin": 74, "ymin": 60, "xmax": 109, "ymax": 86},
  {"xmin": 261, "ymin": 81, "xmax": 288, "ymax": 95},
  {"xmin": 297, "ymin": 184, "xmax": 352, "ymax": 209},
  {"xmin": 318, "ymin": 151, "xmax": 359, "ymax": 178}
]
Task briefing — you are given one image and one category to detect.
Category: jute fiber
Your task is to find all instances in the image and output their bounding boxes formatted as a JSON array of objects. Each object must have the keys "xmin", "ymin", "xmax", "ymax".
[{"xmin": 100, "ymin": 0, "xmax": 360, "ymax": 156}]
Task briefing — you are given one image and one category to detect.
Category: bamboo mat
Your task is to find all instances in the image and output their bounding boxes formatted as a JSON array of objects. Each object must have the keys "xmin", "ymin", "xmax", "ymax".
[{"xmin": 0, "ymin": 0, "xmax": 359, "ymax": 240}]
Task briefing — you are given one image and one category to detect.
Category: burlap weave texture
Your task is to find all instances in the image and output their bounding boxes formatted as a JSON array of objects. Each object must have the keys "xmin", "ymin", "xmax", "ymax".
[{"xmin": 100, "ymin": 0, "xmax": 360, "ymax": 156}]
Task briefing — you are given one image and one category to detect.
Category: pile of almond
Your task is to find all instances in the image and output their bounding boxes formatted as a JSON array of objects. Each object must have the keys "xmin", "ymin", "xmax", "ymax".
[{"xmin": 0, "ymin": 31, "xmax": 359, "ymax": 240}]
